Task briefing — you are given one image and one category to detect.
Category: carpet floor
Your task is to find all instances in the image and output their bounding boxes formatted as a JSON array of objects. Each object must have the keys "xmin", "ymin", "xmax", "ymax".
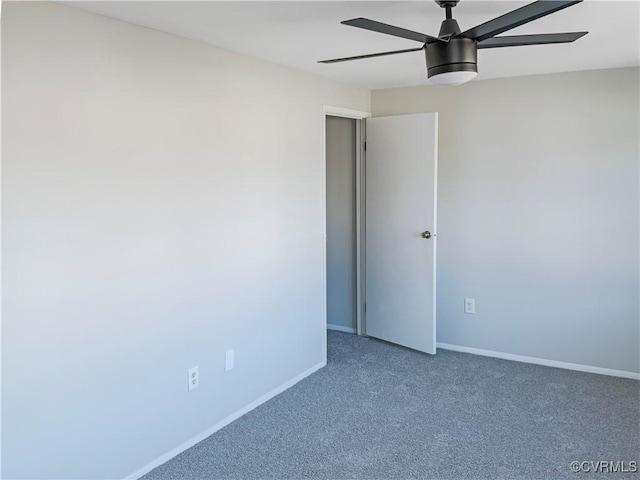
[{"xmin": 142, "ymin": 331, "xmax": 639, "ymax": 480}]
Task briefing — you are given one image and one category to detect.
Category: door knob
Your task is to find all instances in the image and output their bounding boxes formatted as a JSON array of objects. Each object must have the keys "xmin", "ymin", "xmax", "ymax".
[{"xmin": 421, "ymin": 231, "xmax": 432, "ymax": 239}]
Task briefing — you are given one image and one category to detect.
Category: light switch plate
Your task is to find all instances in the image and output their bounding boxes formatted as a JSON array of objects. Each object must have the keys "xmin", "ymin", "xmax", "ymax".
[{"xmin": 464, "ymin": 298, "xmax": 475, "ymax": 314}]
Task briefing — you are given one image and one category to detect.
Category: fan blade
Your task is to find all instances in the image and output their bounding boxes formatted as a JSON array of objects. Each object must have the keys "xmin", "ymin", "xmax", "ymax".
[
  {"xmin": 461, "ymin": 0, "xmax": 583, "ymax": 42},
  {"xmin": 318, "ymin": 47, "xmax": 425, "ymax": 64},
  {"xmin": 478, "ymin": 31, "xmax": 587, "ymax": 48},
  {"xmin": 342, "ymin": 18, "xmax": 446, "ymax": 44}
]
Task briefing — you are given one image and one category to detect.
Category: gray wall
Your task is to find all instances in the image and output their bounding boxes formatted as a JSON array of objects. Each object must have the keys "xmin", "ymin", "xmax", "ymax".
[
  {"xmin": 1, "ymin": 3, "xmax": 369, "ymax": 478},
  {"xmin": 372, "ymin": 67, "xmax": 640, "ymax": 374},
  {"xmin": 326, "ymin": 116, "xmax": 357, "ymax": 332}
]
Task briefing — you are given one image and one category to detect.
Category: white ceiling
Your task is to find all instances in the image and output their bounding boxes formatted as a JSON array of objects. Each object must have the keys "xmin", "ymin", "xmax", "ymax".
[{"xmin": 62, "ymin": 1, "xmax": 640, "ymax": 89}]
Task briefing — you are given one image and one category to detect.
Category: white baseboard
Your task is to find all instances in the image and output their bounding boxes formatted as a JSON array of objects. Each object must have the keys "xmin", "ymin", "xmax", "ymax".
[
  {"xmin": 124, "ymin": 361, "xmax": 326, "ymax": 480},
  {"xmin": 436, "ymin": 342, "xmax": 639, "ymax": 380},
  {"xmin": 327, "ymin": 323, "xmax": 356, "ymax": 334}
]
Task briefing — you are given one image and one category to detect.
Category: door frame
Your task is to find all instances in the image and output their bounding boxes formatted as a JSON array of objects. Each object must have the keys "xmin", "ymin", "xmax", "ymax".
[{"xmin": 321, "ymin": 105, "xmax": 370, "ymax": 364}]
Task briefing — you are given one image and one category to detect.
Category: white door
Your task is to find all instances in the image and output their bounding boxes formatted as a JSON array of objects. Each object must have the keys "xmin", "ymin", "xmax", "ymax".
[{"xmin": 364, "ymin": 113, "xmax": 438, "ymax": 354}]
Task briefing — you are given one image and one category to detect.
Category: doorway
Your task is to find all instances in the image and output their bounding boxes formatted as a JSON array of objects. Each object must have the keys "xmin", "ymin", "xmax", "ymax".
[
  {"xmin": 324, "ymin": 113, "xmax": 365, "ymax": 335},
  {"xmin": 325, "ymin": 115, "xmax": 364, "ymax": 335},
  {"xmin": 322, "ymin": 107, "xmax": 438, "ymax": 359}
]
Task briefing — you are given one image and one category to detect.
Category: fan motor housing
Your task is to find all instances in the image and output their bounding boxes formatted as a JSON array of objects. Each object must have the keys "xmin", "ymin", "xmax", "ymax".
[{"xmin": 425, "ymin": 37, "xmax": 477, "ymax": 78}]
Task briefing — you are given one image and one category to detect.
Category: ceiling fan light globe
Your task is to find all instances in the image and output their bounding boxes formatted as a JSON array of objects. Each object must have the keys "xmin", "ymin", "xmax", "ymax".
[{"xmin": 429, "ymin": 70, "xmax": 477, "ymax": 86}]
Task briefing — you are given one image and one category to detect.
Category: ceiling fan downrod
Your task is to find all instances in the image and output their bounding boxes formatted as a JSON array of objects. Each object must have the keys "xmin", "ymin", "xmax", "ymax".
[
  {"xmin": 436, "ymin": 0, "xmax": 462, "ymax": 37},
  {"xmin": 436, "ymin": 0, "xmax": 459, "ymax": 19}
]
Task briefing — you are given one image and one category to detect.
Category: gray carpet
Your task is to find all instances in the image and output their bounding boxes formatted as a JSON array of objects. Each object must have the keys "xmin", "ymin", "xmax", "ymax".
[{"xmin": 142, "ymin": 331, "xmax": 639, "ymax": 480}]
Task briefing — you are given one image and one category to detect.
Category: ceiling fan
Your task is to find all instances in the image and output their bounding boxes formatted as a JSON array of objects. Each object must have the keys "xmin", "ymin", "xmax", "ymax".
[{"xmin": 319, "ymin": 0, "xmax": 588, "ymax": 86}]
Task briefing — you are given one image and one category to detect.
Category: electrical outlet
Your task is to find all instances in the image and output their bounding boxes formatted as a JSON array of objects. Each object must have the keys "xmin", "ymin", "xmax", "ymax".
[
  {"xmin": 464, "ymin": 298, "xmax": 475, "ymax": 314},
  {"xmin": 188, "ymin": 366, "xmax": 199, "ymax": 391},
  {"xmin": 225, "ymin": 349, "xmax": 235, "ymax": 372}
]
